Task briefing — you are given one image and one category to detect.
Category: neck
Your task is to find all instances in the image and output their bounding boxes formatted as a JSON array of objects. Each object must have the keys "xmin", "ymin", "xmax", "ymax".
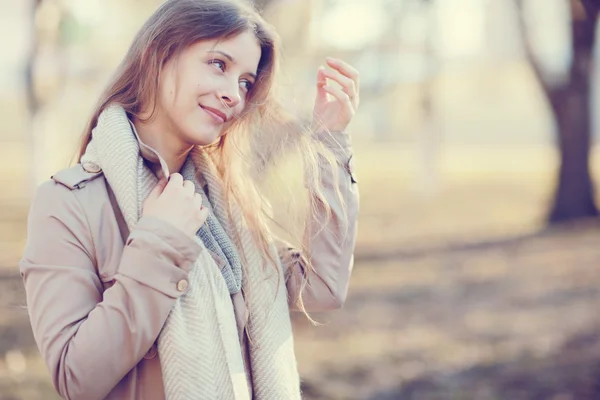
[{"xmin": 132, "ymin": 114, "xmax": 194, "ymax": 175}]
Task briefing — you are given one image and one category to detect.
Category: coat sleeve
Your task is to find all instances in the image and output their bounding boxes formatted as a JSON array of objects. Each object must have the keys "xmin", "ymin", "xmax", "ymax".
[
  {"xmin": 19, "ymin": 180, "xmax": 202, "ymax": 400},
  {"xmin": 283, "ymin": 131, "xmax": 359, "ymax": 312}
]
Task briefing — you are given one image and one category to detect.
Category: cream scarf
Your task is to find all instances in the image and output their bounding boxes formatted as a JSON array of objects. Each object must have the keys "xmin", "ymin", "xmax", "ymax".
[{"xmin": 81, "ymin": 105, "xmax": 300, "ymax": 399}]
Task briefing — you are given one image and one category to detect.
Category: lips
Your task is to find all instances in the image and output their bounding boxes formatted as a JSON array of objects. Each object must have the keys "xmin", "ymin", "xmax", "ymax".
[{"xmin": 200, "ymin": 105, "xmax": 228, "ymax": 123}]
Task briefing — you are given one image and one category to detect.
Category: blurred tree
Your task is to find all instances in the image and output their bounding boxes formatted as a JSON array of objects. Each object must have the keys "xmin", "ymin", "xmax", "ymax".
[
  {"xmin": 25, "ymin": 0, "xmax": 43, "ymax": 117},
  {"xmin": 25, "ymin": 0, "xmax": 94, "ymax": 193},
  {"xmin": 412, "ymin": 0, "xmax": 440, "ymax": 198},
  {"xmin": 517, "ymin": 0, "xmax": 600, "ymax": 223},
  {"xmin": 25, "ymin": 0, "xmax": 45, "ymax": 197},
  {"xmin": 252, "ymin": 0, "xmax": 277, "ymax": 12},
  {"xmin": 420, "ymin": 0, "xmax": 440, "ymax": 199}
]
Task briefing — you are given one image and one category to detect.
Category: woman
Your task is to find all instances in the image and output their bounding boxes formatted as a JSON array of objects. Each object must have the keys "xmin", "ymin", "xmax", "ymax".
[{"xmin": 19, "ymin": 0, "xmax": 359, "ymax": 399}]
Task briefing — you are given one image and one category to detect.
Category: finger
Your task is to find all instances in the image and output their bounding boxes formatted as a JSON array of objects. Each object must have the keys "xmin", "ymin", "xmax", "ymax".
[
  {"xmin": 198, "ymin": 206, "xmax": 210, "ymax": 224},
  {"xmin": 316, "ymin": 67, "xmax": 328, "ymax": 103},
  {"xmin": 148, "ymin": 178, "xmax": 168, "ymax": 199},
  {"xmin": 183, "ymin": 180, "xmax": 195, "ymax": 196},
  {"xmin": 321, "ymin": 68, "xmax": 357, "ymax": 103},
  {"xmin": 317, "ymin": 66, "xmax": 327, "ymax": 85},
  {"xmin": 165, "ymin": 173, "xmax": 184, "ymax": 193},
  {"xmin": 325, "ymin": 57, "xmax": 359, "ymax": 87},
  {"xmin": 194, "ymin": 203, "xmax": 209, "ymax": 225},
  {"xmin": 193, "ymin": 192, "xmax": 204, "ymax": 208},
  {"xmin": 169, "ymin": 173, "xmax": 184, "ymax": 184},
  {"xmin": 322, "ymin": 84, "xmax": 353, "ymax": 111}
]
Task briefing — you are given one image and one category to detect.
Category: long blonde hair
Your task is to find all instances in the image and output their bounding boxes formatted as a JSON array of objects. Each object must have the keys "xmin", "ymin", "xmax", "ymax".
[{"xmin": 75, "ymin": 0, "xmax": 344, "ymax": 320}]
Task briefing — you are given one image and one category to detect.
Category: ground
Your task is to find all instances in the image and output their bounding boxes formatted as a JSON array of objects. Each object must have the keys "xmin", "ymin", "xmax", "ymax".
[
  {"xmin": 2, "ymin": 144, "xmax": 600, "ymax": 399},
  {"xmin": 295, "ymin": 221, "xmax": 600, "ymax": 400}
]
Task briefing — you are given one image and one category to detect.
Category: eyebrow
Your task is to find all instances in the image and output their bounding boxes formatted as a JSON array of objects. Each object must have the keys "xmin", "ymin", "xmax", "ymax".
[{"xmin": 206, "ymin": 50, "xmax": 257, "ymax": 80}]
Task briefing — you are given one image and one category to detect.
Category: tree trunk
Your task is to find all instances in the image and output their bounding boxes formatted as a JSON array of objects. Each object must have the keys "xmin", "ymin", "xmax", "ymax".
[
  {"xmin": 516, "ymin": 0, "xmax": 599, "ymax": 223},
  {"xmin": 548, "ymin": 4, "xmax": 598, "ymax": 222}
]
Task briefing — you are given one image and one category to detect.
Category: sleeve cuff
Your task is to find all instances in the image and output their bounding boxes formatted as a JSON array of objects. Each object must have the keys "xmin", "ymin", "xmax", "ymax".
[
  {"xmin": 117, "ymin": 216, "xmax": 204, "ymax": 297},
  {"xmin": 117, "ymin": 245, "xmax": 191, "ymax": 298},
  {"xmin": 314, "ymin": 130, "xmax": 351, "ymax": 154},
  {"xmin": 314, "ymin": 131, "xmax": 357, "ymax": 184},
  {"xmin": 128, "ymin": 216, "xmax": 202, "ymax": 271}
]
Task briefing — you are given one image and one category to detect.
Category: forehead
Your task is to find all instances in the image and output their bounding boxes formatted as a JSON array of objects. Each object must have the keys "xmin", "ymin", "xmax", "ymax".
[{"xmin": 187, "ymin": 31, "xmax": 262, "ymax": 73}]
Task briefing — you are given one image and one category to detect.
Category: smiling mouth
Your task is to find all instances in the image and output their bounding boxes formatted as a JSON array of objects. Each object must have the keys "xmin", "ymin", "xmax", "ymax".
[{"xmin": 199, "ymin": 105, "xmax": 227, "ymax": 124}]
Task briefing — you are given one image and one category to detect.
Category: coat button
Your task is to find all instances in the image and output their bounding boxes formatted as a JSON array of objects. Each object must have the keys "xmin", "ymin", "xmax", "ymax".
[
  {"xmin": 177, "ymin": 279, "xmax": 189, "ymax": 292},
  {"xmin": 82, "ymin": 162, "xmax": 102, "ymax": 173}
]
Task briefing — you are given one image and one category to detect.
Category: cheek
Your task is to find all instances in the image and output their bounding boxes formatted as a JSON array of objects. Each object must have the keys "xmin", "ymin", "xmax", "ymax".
[
  {"xmin": 157, "ymin": 75, "xmax": 179, "ymax": 112},
  {"xmin": 233, "ymin": 100, "xmax": 248, "ymax": 117},
  {"xmin": 164, "ymin": 66, "xmax": 197, "ymax": 111},
  {"xmin": 160, "ymin": 88, "xmax": 175, "ymax": 110}
]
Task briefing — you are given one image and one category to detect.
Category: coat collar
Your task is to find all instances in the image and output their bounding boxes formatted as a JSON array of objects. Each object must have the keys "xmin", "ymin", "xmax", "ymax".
[{"xmin": 128, "ymin": 120, "xmax": 171, "ymax": 181}]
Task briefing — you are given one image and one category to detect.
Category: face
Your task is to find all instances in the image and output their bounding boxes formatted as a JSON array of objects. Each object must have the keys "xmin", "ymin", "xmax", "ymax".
[{"xmin": 155, "ymin": 30, "xmax": 262, "ymax": 147}]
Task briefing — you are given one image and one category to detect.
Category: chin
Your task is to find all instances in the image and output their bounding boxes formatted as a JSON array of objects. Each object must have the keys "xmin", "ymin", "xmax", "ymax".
[{"xmin": 186, "ymin": 126, "xmax": 223, "ymax": 146}]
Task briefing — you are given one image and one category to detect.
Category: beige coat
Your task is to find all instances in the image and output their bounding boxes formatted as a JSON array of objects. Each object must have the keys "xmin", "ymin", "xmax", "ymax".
[{"xmin": 19, "ymin": 131, "xmax": 358, "ymax": 400}]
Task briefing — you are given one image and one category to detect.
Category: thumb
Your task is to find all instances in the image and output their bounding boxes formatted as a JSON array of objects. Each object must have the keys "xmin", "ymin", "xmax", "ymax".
[
  {"xmin": 315, "ymin": 67, "xmax": 328, "ymax": 104},
  {"xmin": 199, "ymin": 206, "xmax": 210, "ymax": 224},
  {"xmin": 148, "ymin": 178, "xmax": 168, "ymax": 199}
]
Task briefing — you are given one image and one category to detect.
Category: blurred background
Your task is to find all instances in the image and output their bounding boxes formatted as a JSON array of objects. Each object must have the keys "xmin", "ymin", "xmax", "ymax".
[{"xmin": 2, "ymin": 0, "xmax": 600, "ymax": 399}]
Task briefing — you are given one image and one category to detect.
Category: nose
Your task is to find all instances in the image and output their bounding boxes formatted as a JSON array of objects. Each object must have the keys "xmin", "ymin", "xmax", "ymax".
[{"xmin": 218, "ymin": 82, "xmax": 241, "ymax": 108}]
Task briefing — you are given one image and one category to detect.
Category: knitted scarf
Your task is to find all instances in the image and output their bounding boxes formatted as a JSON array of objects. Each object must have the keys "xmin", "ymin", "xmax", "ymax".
[{"xmin": 81, "ymin": 105, "xmax": 300, "ymax": 400}]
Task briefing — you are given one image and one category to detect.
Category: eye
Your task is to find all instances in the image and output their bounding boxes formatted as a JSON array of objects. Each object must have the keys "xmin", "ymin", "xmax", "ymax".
[
  {"xmin": 240, "ymin": 79, "xmax": 254, "ymax": 92},
  {"xmin": 209, "ymin": 59, "xmax": 226, "ymax": 72}
]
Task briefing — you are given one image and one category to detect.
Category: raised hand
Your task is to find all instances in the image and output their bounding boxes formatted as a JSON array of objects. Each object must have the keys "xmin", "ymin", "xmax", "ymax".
[
  {"xmin": 142, "ymin": 173, "xmax": 209, "ymax": 238},
  {"xmin": 313, "ymin": 57, "xmax": 360, "ymax": 133}
]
